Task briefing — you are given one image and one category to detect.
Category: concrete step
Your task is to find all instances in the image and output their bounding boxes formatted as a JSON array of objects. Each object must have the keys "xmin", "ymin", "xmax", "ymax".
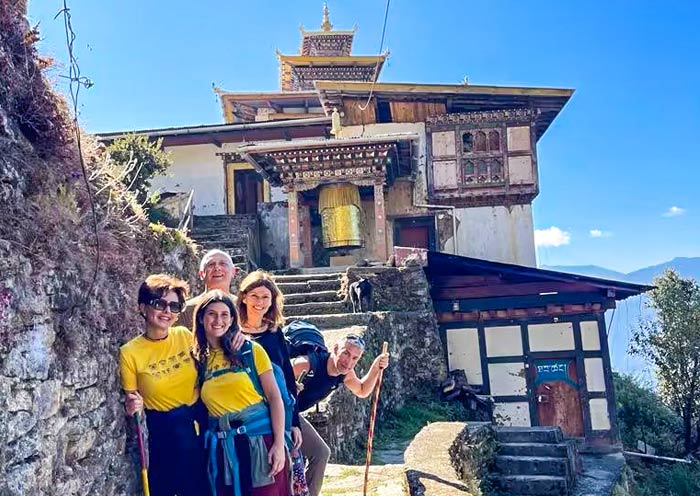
[
  {"xmin": 492, "ymin": 475, "xmax": 569, "ymax": 495},
  {"xmin": 494, "ymin": 427, "xmax": 564, "ymax": 445},
  {"xmin": 274, "ymin": 273, "xmax": 343, "ymax": 282},
  {"xmin": 284, "ymin": 312, "xmax": 372, "ymax": 330},
  {"xmin": 283, "ymin": 290, "xmax": 341, "ymax": 305},
  {"xmin": 495, "ymin": 455, "xmax": 569, "ymax": 478},
  {"xmin": 285, "ymin": 300, "xmax": 348, "ymax": 316},
  {"xmin": 499, "ymin": 442, "xmax": 570, "ymax": 458},
  {"xmin": 277, "ymin": 279, "xmax": 341, "ymax": 294}
]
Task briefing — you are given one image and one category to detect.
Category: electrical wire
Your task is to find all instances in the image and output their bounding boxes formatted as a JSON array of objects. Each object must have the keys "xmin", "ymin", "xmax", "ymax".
[
  {"xmin": 358, "ymin": 0, "xmax": 391, "ymax": 112},
  {"xmin": 55, "ymin": 1, "xmax": 100, "ymax": 313}
]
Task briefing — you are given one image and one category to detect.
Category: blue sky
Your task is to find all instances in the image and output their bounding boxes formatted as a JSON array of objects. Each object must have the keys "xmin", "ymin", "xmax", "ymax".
[{"xmin": 29, "ymin": 1, "xmax": 699, "ymax": 273}]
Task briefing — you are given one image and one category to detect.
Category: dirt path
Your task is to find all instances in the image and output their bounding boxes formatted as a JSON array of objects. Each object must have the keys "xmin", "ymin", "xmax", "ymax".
[{"xmin": 323, "ymin": 463, "xmax": 408, "ymax": 496}]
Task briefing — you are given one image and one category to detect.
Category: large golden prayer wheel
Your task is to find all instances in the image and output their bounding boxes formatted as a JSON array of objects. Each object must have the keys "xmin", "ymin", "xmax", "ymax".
[{"xmin": 318, "ymin": 183, "xmax": 364, "ymax": 249}]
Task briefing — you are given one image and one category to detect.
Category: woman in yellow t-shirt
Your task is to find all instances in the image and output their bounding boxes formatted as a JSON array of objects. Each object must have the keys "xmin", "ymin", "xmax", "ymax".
[
  {"xmin": 119, "ymin": 274, "xmax": 207, "ymax": 496},
  {"xmin": 193, "ymin": 290, "xmax": 291, "ymax": 496}
]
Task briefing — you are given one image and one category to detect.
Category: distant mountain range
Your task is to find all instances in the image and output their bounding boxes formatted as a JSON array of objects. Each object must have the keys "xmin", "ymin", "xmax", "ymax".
[
  {"xmin": 543, "ymin": 257, "xmax": 700, "ymax": 284},
  {"xmin": 542, "ymin": 257, "xmax": 700, "ymax": 376}
]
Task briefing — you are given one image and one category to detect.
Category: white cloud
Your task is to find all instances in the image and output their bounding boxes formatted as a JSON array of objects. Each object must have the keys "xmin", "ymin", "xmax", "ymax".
[
  {"xmin": 663, "ymin": 206, "xmax": 686, "ymax": 217},
  {"xmin": 589, "ymin": 229, "xmax": 612, "ymax": 238},
  {"xmin": 535, "ymin": 226, "xmax": 571, "ymax": 247}
]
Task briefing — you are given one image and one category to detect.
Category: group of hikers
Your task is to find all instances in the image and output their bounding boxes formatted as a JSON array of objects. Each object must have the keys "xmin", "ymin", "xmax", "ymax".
[{"xmin": 119, "ymin": 249, "xmax": 391, "ymax": 496}]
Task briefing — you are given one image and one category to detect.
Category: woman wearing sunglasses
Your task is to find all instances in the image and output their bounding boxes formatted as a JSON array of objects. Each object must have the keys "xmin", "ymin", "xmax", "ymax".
[{"xmin": 119, "ymin": 274, "xmax": 207, "ymax": 495}]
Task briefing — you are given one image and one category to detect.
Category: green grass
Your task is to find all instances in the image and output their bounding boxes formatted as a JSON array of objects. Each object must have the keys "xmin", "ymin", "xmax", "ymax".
[{"xmin": 375, "ymin": 396, "xmax": 469, "ymax": 448}]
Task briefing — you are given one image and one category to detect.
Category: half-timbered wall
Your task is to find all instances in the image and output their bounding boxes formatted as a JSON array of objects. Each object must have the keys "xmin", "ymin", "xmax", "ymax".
[{"xmin": 440, "ymin": 314, "xmax": 616, "ymax": 442}]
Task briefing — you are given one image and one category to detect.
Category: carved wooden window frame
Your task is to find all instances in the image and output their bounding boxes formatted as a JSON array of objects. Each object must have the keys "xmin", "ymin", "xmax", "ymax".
[{"xmin": 460, "ymin": 126, "xmax": 507, "ymax": 187}]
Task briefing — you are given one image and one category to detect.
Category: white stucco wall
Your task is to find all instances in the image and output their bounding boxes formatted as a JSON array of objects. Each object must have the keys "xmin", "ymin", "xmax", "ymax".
[
  {"xmin": 453, "ymin": 204, "xmax": 536, "ymax": 266},
  {"xmin": 151, "ymin": 144, "xmax": 226, "ymax": 216},
  {"xmin": 493, "ymin": 402, "xmax": 531, "ymax": 427},
  {"xmin": 581, "ymin": 321, "xmax": 601, "ymax": 351},
  {"xmin": 446, "ymin": 327, "xmax": 482, "ymax": 386},
  {"xmin": 337, "ymin": 122, "xmax": 428, "ymax": 203}
]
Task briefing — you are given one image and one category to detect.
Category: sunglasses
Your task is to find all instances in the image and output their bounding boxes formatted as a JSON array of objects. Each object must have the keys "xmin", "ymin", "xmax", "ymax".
[
  {"xmin": 148, "ymin": 299, "xmax": 183, "ymax": 313},
  {"xmin": 345, "ymin": 334, "xmax": 366, "ymax": 349}
]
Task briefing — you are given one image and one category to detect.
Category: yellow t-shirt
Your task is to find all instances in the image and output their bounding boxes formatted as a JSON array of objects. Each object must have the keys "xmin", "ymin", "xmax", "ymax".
[
  {"xmin": 201, "ymin": 342, "xmax": 272, "ymax": 417},
  {"xmin": 119, "ymin": 326, "xmax": 198, "ymax": 412}
]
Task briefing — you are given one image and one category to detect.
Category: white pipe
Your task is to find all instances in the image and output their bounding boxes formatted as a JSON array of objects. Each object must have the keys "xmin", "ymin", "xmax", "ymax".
[{"xmin": 414, "ymin": 203, "xmax": 458, "ymax": 255}]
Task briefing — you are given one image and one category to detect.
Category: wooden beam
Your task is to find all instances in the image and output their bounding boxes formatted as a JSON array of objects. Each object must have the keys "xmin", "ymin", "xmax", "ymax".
[
  {"xmin": 431, "ymin": 282, "xmax": 598, "ymax": 299},
  {"xmin": 430, "ymin": 275, "xmax": 504, "ymax": 288},
  {"xmin": 435, "ymin": 302, "xmax": 604, "ymax": 323}
]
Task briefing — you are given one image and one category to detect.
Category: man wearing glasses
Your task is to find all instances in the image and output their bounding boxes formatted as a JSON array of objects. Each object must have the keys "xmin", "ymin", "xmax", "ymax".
[
  {"xmin": 178, "ymin": 249, "xmax": 238, "ymax": 330},
  {"xmin": 292, "ymin": 334, "xmax": 390, "ymax": 496}
]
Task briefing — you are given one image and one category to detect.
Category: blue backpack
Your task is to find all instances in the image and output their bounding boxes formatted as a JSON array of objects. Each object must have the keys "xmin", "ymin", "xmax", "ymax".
[
  {"xmin": 204, "ymin": 341, "xmax": 295, "ymax": 430},
  {"xmin": 283, "ymin": 320, "xmax": 327, "ymax": 358}
]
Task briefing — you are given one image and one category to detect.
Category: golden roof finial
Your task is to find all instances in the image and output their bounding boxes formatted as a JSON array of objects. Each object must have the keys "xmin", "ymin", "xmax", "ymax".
[{"xmin": 322, "ymin": 3, "xmax": 333, "ymax": 31}]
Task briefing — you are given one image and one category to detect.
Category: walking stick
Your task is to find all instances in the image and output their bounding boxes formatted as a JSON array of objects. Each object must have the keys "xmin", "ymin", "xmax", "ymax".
[
  {"xmin": 134, "ymin": 412, "xmax": 151, "ymax": 496},
  {"xmin": 363, "ymin": 341, "xmax": 389, "ymax": 496}
]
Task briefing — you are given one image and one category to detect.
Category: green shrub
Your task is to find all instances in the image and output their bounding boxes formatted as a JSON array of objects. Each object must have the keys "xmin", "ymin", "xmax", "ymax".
[
  {"xmin": 614, "ymin": 372, "xmax": 682, "ymax": 457},
  {"xmin": 628, "ymin": 460, "xmax": 700, "ymax": 496},
  {"xmin": 106, "ymin": 134, "xmax": 171, "ymax": 205}
]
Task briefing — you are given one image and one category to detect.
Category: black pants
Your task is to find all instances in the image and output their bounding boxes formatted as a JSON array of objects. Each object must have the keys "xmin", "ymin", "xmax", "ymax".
[{"xmin": 145, "ymin": 403, "xmax": 208, "ymax": 496}]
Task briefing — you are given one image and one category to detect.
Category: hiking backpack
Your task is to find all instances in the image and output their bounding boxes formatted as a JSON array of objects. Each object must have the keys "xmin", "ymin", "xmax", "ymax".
[
  {"xmin": 204, "ymin": 341, "xmax": 295, "ymax": 430},
  {"xmin": 282, "ymin": 320, "xmax": 327, "ymax": 358}
]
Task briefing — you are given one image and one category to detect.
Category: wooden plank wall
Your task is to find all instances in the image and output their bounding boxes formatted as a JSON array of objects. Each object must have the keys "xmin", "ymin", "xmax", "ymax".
[
  {"xmin": 343, "ymin": 98, "xmax": 377, "ymax": 125},
  {"xmin": 389, "ymin": 101, "xmax": 447, "ymax": 123}
]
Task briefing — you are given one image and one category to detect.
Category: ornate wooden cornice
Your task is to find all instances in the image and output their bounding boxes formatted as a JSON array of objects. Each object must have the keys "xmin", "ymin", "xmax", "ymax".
[
  {"xmin": 270, "ymin": 142, "xmax": 392, "ymax": 186},
  {"xmin": 427, "ymin": 108, "xmax": 537, "ymax": 127}
]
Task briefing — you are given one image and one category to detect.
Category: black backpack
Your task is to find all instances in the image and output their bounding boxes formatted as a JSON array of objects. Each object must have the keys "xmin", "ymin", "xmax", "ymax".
[{"xmin": 283, "ymin": 320, "xmax": 327, "ymax": 358}]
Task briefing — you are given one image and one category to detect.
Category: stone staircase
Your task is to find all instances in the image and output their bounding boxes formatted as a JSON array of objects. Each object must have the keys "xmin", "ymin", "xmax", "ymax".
[
  {"xmin": 276, "ymin": 272, "xmax": 373, "ymax": 333},
  {"xmin": 492, "ymin": 427, "xmax": 579, "ymax": 496},
  {"xmin": 190, "ymin": 214, "xmax": 259, "ymax": 271}
]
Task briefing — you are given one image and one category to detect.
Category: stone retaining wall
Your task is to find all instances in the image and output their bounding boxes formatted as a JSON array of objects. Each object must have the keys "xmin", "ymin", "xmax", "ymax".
[{"xmin": 308, "ymin": 265, "xmax": 448, "ymax": 463}]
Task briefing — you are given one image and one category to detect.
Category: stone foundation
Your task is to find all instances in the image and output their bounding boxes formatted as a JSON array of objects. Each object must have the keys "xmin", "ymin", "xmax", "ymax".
[{"xmin": 306, "ymin": 264, "xmax": 448, "ymax": 463}]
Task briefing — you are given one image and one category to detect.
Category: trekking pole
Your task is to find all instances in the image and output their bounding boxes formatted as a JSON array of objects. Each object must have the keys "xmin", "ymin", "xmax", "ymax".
[
  {"xmin": 134, "ymin": 411, "xmax": 151, "ymax": 496},
  {"xmin": 363, "ymin": 341, "xmax": 389, "ymax": 496}
]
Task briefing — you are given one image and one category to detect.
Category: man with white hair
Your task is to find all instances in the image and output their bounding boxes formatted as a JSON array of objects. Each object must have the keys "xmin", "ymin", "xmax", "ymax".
[{"xmin": 178, "ymin": 249, "xmax": 238, "ymax": 330}]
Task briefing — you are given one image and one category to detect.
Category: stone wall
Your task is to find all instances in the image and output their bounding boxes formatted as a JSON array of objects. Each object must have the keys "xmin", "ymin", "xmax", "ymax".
[
  {"xmin": 403, "ymin": 422, "xmax": 494, "ymax": 496},
  {"xmin": 448, "ymin": 424, "xmax": 495, "ymax": 495},
  {"xmin": 310, "ymin": 265, "xmax": 448, "ymax": 462},
  {"xmin": 0, "ymin": 7, "xmax": 199, "ymax": 494},
  {"xmin": 342, "ymin": 264, "xmax": 435, "ymax": 313}
]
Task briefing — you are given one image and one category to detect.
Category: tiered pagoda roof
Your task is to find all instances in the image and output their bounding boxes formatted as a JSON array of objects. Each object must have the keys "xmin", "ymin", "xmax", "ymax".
[{"xmin": 278, "ymin": 4, "xmax": 386, "ymax": 92}]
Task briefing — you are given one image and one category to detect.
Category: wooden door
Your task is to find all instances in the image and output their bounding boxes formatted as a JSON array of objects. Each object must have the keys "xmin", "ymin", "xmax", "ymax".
[
  {"xmin": 530, "ymin": 358, "xmax": 584, "ymax": 437},
  {"xmin": 398, "ymin": 225, "xmax": 430, "ymax": 249},
  {"xmin": 234, "ymin": 170, "xmax": 262, "ymax": 214}
]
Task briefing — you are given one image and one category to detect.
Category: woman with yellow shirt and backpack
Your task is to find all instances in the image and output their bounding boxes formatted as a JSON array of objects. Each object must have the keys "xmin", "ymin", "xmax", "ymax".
[
  {"xmin": 193, "ymin": 290, "xmax": 292, "ymax": 496},
  {"xmin": 119, "ymin": 274, "xmax": 208, "ymax": 495}
]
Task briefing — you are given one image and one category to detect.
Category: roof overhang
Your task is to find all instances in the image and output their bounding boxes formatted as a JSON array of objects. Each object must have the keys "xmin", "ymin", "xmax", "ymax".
[
  {"xmin": 278, "ymin": 54, "xmax": 387, "ymax": 67},
  {"xmin": 314, "ymin": 81, "xmax": 574, "ymax": 140},
  {"xmin": 96, "ymin": 117, "xmax": 331, "ymax": 148},
  {"xmin": 399, "ymin": 248, "xmax": 652, "ymax": 301},
  {"xmin": 238, "ymin": 133, "xmax": 419, "ymax": 189}
]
